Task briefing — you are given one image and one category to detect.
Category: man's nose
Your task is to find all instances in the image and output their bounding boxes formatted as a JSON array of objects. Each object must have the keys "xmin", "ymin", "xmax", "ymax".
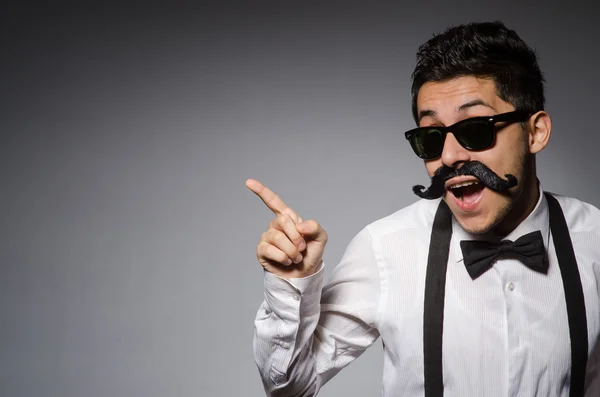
[{"xmin": 441, "ymin": 133, "xmax": 471, "ymax": 168}]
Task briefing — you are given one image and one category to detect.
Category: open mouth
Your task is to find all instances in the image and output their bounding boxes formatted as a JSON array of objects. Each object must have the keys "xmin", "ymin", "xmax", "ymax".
[{"xmin": 448, "ymin": 180, "xmax": 485, "ymax": 205}]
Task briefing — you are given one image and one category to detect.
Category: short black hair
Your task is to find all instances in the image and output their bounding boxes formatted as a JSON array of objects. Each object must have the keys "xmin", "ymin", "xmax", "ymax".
[{"xmin": 411, "ymin": 21, "xmax": 545, "ymax": 123}]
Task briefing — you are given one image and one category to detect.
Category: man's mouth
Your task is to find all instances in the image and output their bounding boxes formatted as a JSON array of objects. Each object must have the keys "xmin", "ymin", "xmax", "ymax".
[{"xmin": 447, "ymin": 179, "xmax": 485, "ymax": 209}]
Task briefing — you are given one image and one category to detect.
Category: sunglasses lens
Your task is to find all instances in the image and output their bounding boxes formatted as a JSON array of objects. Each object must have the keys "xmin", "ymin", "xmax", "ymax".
[
  {"xmin": 456, "ymin": 120, "xmax": 494, "ymax": 150},
  {"xmin": 410, "ymin": 129, "xmax": 444, "ymax": 159}
]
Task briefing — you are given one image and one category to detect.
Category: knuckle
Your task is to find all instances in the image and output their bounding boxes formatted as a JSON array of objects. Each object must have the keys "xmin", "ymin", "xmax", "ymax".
[
  {"xmin": 256, "ymin": 241, "xmax": 268, "ymax": 257},
  {"xmin": 262, "ymin": 230, "xmax": 279, "ymax": 245},
  {"xmin": 273, "ymin": 232, "xmax": 296, "ymax": 255},
  {"xmin": 260, "ymin": 231, "xmax": 270, "ymax": 242},
  {"xmin": 268, "ymin": 218, "xmax": 278, "ymax": 229},
  {"xmin": 269, "ymin": 246, "xmax": 290, "ymax": 264},
  {"xmin": 277, "ymin": 213, "xmax": 291, "ymax": 226},
  {"xmin": 282, "ymin": 208, "xmax": 298, "ymax": 222},
  {"xmin": 263, "ymin": 244, "xmax": 276, "ymax": 258},
  {"xmin": 276, "ymin": 213, "xmax": 288, "ymax": 222},
  {"xmin": 271, "ymin": 230, "xmax": 287, "ymax": 246},
  {"xmin": 259, "ymin": 243, "xmax": 283, "ymax": 263}
]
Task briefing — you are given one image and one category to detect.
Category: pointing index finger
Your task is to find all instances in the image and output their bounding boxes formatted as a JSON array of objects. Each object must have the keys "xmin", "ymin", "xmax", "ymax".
[{"xmin": 245, "ymin": 179, "xmax": 291, "ymax": 215}]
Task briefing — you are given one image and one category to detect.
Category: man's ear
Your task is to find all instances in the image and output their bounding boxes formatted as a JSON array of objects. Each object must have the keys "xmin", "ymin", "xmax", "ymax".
[{"xmin": 528, "ymin": 111, "xmax": 552, "ymax": 154}]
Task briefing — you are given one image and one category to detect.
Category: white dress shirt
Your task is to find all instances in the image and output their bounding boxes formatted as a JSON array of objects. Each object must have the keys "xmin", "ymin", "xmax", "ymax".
[{"xmin": 253, "ymin": 186, "xmax": 600, "ymax": 397}]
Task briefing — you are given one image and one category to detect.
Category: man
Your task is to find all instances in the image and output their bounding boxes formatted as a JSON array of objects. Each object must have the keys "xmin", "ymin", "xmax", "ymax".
[{"xmin": 247, "ymin": 21, "xmax": 600, "ymax": 396}]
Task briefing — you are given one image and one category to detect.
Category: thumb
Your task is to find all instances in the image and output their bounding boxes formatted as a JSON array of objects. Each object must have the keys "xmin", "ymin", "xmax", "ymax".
[{"xmin": 297, "ymin": 220, "xmax": 327, "ymax": 243}]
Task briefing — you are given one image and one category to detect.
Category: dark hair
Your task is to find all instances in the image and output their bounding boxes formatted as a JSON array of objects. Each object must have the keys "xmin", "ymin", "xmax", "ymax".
[{"xmin": 411, "ymin": 21, "xmax": 545, "ymax": 123}]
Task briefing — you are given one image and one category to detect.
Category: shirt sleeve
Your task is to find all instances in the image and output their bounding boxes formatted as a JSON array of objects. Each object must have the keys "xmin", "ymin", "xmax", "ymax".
[{"xmin": 253, "ymin": 227, "xmax": 381, "ymax": 396}]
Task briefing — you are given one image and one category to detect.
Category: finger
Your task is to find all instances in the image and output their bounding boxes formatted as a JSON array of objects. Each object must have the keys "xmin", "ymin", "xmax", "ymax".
[
  {"xmin": 281, "ymin": 207, "xmax": 301, "ymax": 224},
  {"xmin": 247, "ymin": 179, "xmax": 302, "ymax": 221},
  {"xmin": 275, "ymin": 214, "xmax": 306, "ymax": 252},
  {"xmin": 245, "ymin": 179, "xmax": 290, "ymax": 215},
  {"xmin": 270, "ymin": 209, "xmax": 302, "ymax": 225},
  {"xmin": 297, "ymin": 220, "xmax": 328, "ymax": 243},
  {"xmin": 263, "ymin": 229, "xmax": 304, "ymax": 263},
  {"xmin": 257, "ymin": 242, "xmax": 294, "ymax": 266}
]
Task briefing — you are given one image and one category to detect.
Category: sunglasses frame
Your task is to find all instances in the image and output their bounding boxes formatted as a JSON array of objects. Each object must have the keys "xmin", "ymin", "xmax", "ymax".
[{"xmin": 405, "ymin": 110, "xmax": 532, "ymax": 160}]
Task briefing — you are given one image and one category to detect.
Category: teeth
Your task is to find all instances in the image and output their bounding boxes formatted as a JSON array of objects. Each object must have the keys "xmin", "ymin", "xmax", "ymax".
[{"xmin": 449, "ymin": 181, "xmax": 479, "ymax": 189}]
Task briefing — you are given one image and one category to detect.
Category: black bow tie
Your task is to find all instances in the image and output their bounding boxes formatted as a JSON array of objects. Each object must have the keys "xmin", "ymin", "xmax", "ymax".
[{"xmin": 460, "ymin": 230, "xmax": 548, "ymax": 280}]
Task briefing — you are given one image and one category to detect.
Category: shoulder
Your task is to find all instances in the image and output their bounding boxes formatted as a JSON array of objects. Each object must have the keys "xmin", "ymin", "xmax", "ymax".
[
  {"xmin": 362, "ymin": 198, "xmax": 441, "ymax": 242},
  {"xmin": 545, "ymin": 191, "xmax": 600, "ymax": 235}
]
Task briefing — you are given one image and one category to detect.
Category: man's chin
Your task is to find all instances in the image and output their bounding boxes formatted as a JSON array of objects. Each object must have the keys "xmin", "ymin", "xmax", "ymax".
[
  {"xmin": 444, "ymin": 196, "xmax": 494, "ymax": 235},
  {"xmin": 456, "ymin": 218, "xmax": 495, "ymax": 235}
]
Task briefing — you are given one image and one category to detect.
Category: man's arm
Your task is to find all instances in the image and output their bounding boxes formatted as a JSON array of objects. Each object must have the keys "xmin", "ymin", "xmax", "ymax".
[{"xmin": 253, "ymin": 227, "xmax": 381, "ymax": 396}]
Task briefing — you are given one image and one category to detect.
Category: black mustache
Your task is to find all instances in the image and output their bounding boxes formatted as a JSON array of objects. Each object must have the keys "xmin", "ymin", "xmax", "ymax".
[{"xmin": 413, "ymin": 161, "xmax": 518, "ymax": 200}]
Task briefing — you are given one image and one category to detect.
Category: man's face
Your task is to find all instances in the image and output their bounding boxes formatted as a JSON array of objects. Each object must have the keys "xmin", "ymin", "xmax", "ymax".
[{"xmin": 416, "ymin": 76, "xmax": 532, "ymax": 235}]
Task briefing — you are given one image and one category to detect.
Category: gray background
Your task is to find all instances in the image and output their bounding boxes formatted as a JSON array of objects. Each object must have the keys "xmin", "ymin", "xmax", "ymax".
[{"xmin": 1, "ymin": 1, "xmax": 599, "ymax": 396}]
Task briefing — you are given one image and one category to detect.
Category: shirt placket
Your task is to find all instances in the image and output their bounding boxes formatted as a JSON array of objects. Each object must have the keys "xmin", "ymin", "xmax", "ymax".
[{"xmin": 499, "ymin": 258, "xmax": 527, "ymax": 397}]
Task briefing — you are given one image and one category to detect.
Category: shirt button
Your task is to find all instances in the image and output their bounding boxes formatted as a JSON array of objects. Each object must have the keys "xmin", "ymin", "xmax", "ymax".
[
  {"xmin": 292, "ymin": 294, "xmax": 300, "ymax": 301},
  {"xmin": 507, "ymin": 282, "xmax": 515, "ymax": 291}
]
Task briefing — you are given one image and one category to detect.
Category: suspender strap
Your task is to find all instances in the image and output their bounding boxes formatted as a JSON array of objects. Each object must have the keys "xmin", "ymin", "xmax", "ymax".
[
  {"xmin": 423, "ymin": 200, "xmax": 452, "ymax": 397},
  {"xmin": 545, "ymin": 193, "xmax": 588, "ymax": 397},
  {"xmin": 422, "ymin": 194, "xmax": 588, "ymax": 397}
]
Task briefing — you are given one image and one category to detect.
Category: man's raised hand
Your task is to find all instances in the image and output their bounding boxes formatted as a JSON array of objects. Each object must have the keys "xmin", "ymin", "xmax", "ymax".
[{"xmin": 246, "ymin": 179, "xmax": 327, "ymax": 280}]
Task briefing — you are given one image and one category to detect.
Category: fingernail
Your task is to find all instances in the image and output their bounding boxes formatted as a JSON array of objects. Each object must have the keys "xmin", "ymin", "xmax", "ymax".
[
  {"xmin": 285, "ymin": 258, "xmax": 292, "ymax": 266},
  {"xmin": 294, "ymin": 254, "xmax": 303, "ymax": 263},
  {"xmin": 298, "ymin": 241, "xmax": 306, "ymax": 251}
]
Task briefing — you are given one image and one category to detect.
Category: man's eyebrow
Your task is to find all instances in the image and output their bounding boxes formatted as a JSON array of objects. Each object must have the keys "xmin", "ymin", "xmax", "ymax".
[
  {"xmin": 417, "ymin": 109, "xmax": 437, "ymax": 122},
  {"xmin": 417, "ymin": 99, "xmax": 497, "ymax": 122},
  {"xmin": 458, "ymin": 99, "xmax": 497, "ymax": 112}
]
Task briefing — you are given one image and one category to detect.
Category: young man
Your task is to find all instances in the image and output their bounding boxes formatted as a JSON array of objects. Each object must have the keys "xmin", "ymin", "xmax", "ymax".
[{"xmin": 247, "ymin": 21, "xmax": 600, "ymax": 397}]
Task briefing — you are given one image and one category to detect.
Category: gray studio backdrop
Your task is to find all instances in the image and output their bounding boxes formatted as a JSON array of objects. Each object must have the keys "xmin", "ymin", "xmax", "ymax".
[{"xmin": 2, "ymin": 1, "xmax": 599, "ymax": 396}]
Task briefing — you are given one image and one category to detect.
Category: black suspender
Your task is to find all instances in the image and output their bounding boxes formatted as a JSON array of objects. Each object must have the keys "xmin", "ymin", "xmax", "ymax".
[
  {"xmin": 423, "ymin": 193, "xmax": 588, "ymax": 397},
  {"xmin": 546, "ymin": 193, "xmax": 588, "ymax": 397},
  {"xmin": 423, "ymin": 200, "xmax": 452, "ymax": 397}
]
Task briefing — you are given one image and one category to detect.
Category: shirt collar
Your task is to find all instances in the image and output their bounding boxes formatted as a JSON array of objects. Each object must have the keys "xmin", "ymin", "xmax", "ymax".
[{"xmin": 451, "ymin": 182, "xmax": 550, "ymax": 263}]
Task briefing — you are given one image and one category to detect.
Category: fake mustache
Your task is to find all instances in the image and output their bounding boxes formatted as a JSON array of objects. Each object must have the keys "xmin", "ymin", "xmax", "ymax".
[{"xmin": 413, "ymin": 161, "xmax": 518, "ymax": 200}]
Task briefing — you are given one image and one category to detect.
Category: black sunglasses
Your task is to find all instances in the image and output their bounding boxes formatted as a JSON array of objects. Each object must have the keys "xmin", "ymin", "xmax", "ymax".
[{"xmin": 404, "ymin": 110, "xmax": 531, "ymax": 160}]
